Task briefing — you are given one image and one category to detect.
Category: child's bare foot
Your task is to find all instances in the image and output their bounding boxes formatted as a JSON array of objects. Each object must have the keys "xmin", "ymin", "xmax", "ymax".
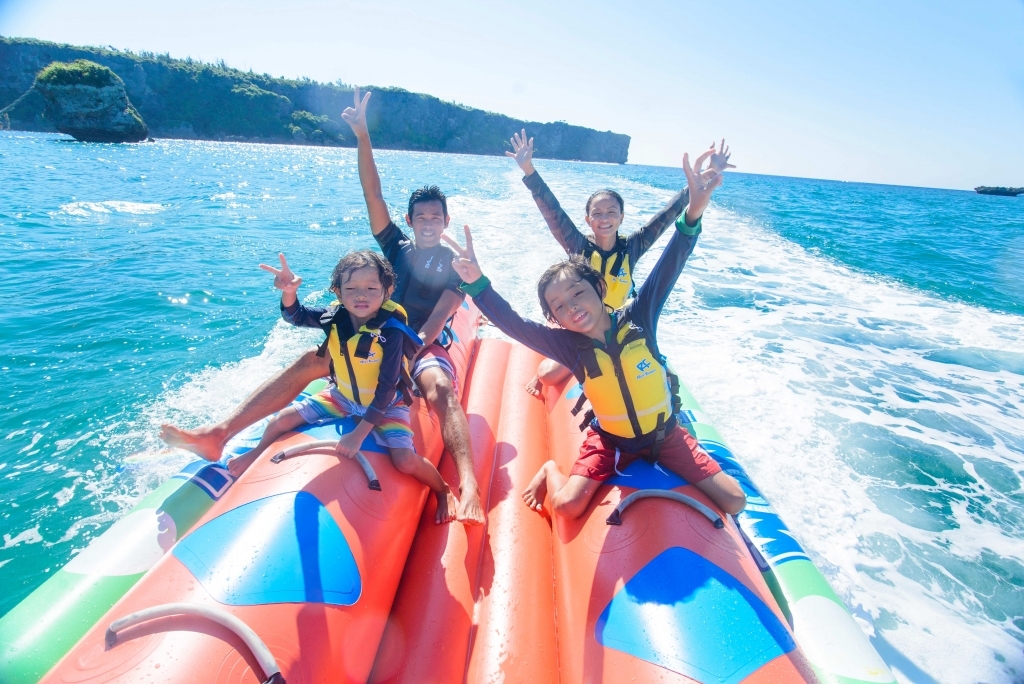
[
  {"xmin": 525, "ymin": 375, "xmax": 543, "ymax": 398},
  {"xmin": 227, "ymin": 452, "xmax": 258, "ymax": 478},
  {"xmin": 457, "ymin": 486, "xmax": 486, "ymax": 526},
  {"xmin": 435, "ymin": 488, "xmax": 458, "ymax": 524},
  {"xmin": 522, "ymin": 461, "xmax": 551, "ymax": 512},
  {"xmin": 160, "ymin": 423, "xmax": 227, "ymax": 461}
]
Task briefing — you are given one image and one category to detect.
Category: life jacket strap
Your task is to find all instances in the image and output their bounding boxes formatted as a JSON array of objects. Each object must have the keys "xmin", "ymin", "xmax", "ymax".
[{"xmin": 338, "ymin": 328, "xmax": 363, "ymax": 406}]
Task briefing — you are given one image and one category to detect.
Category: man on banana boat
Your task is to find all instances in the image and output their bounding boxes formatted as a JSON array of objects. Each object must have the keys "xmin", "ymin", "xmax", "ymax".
[
  {"xmin": 445, "ymin": 149, "xmax": 746, "ymax": 520},
  {"xmin": 160, "ymin": 88, "xmax": 486, "ymax": 526},
  {"xmin": 506, "ymin": 130, "xmax": 733, "ymax": 398}
]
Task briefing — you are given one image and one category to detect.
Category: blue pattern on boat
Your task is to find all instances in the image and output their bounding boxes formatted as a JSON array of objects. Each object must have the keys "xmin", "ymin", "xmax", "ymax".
[
  {"xmin": 596, "ymin": 547, "xmax": 794, "ymax": 682},
  {"xmin": 173, "ymin": 491, "xmax": 361, "ymax": 606}
]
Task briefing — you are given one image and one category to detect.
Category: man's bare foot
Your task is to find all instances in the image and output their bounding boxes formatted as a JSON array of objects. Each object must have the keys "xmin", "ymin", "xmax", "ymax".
[
  {"xmin": 522, "ymin": 462, "xmax": 551, "ymax": 512},
  {"xmin": 227, "ymin": 451, "xmax": 258, "ymax": 478},
  {"xmin": 525, "ymin": 375, "xmax": 543, "ymax": 398},
  {"xmin": 159, "ymin": 423, "xmax": 228, "ymax": 461},
  {"xmin": 456, "ymin": 486, "xmax": 486, "ymax": 526},
  {"xmin": 435, "ymin": 488, "xmax": 458, "ymax": 524}
]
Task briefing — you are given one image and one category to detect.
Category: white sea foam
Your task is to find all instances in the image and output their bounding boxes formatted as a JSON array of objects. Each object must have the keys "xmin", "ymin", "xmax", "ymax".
[{"xmin": 58, "ymin": 201, "xmax": 165, "ymax": 217}]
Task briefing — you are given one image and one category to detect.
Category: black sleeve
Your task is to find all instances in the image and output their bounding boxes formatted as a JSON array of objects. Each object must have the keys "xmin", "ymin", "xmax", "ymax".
[
  {"xmin": 625, "ymin": 186, "xmax": 690, "ymax": 264},
  {"xmin": 374, "ymin": 221, "xmax": 407, "ymax": 262},
  {"xmin": 629, "ymin": 220, "xmax": 701, "ymax": 337},
  {"xmin": 281, "ymin": 300, "xmax": 330, "ymax": 329},
  {"xmin": 362, "ymin": 331, "xmax": 403, "ymax": 426},
  {"xmin": 523, "ymin": 171, "xmax": 591, "ymax": 255},
  {"xmin": 465, "ymin": 279, "xmax": 583, "ymax": 375}
]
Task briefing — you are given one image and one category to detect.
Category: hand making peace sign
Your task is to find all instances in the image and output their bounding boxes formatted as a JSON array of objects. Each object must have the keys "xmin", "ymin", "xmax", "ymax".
[
  {"xmin": 442, "ymin": 225, "xmax": 484, "ymax": 285},
  {"xmin": 259, "ymin": 253, "xmax": 303, "ymax": 305},
  {"xmin": 341, "ymin": 87, "xmax": 372, "ymax": 138}
]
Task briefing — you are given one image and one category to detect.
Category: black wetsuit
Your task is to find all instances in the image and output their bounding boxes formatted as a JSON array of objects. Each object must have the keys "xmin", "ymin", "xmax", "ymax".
[
  {"xmin": 523, "ymin": 171, "xmax": 690, "ymax": 308},
  {"xmin": 375, "ymin": 221, "xmax": 465, "ymax": 333}
]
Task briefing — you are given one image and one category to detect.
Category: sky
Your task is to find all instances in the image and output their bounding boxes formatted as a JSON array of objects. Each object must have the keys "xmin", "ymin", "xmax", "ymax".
[{"xmin": 1, "ymin": 0, "xmax": 1022, "ymax": 189}]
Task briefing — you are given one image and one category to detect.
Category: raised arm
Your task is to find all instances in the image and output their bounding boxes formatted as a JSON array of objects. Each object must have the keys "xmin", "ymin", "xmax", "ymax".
[
  {"xmin": 342, "ymin": 88, "xmax": 392, "ymax": 235},
  {"xmin": 260, "ymin": 253, "xmax": 328, "ymax": 327},
  {"xmin": 508, "ymin": 130, "xmax": 590, "ymax": 255},
  {"xmin": 632, "ymin": 147, "xmax": 724, "ymax": 327},
  {"xmin": 443, "ymin": 226, "xmax": 580, "ymax": 369}
]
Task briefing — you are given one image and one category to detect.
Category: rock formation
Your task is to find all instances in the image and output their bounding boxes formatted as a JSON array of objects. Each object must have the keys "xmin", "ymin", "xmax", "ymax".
[
  {"xmin": 32, "ymin": 59, "xmax": 148, "ymax": 143},
  {"xmin": 974, "ymin": 186, "xmax": 1023, "ymax": 197}
]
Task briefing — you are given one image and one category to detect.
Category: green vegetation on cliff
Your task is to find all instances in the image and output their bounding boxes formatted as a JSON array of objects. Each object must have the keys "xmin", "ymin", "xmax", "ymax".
[
  {"xmin": 0, "ymin": 37, "xmax": 629, "ymax": 161},
  {"xmin": 36, "ymin": 59, "xmax": 119, "ymax": 88}
]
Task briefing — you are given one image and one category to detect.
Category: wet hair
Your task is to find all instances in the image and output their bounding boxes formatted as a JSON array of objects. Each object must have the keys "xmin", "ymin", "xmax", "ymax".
[
  {"xmin": 537, "ymin": 255, "xmax": 606, "ymax": 323},
  {"xmin": 585, "ymin": 189, "xmax": 624, "ymax": 216},
  {"xmin": 407, "ymin": 185, "xmax": 448, "ymax": 218},
  {"xmin": 331, "ymin": 250, "xmax": 395, "ymax": 295}
]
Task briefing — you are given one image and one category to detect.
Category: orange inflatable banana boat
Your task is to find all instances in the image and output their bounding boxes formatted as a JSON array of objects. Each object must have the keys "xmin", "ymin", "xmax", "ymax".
[{"xmin": 38, "ymin": 303, "xmax": 479, "ymax": 684}]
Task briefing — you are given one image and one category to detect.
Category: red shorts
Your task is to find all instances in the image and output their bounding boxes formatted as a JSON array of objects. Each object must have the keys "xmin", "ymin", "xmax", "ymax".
[{"xmin": 570, "ymin": 425, "xmax": 722, "ymax": 483}]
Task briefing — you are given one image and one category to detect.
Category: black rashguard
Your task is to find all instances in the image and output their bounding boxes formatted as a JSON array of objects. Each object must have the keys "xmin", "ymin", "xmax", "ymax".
[
  {"xmin": 523, "ymin": 171, "xmax": 690, "ymax": 305},
  {"xmin": 374, "ymin": 221, "xmax": 466, "ymax": 333},
  {"xmin": 281, "ymin": 300, "xmax": 404, "ymax": 427},
  {"xmin": 461, "ymin": 215, "xmax": 702, "ymax": 385}
]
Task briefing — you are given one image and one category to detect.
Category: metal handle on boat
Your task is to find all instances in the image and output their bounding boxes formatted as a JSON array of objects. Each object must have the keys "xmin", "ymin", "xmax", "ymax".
[
  {"xmin": 104, "ymin": 602, "xmax": 285, "ymax": 684},
  {"xmin": 269, "ymin": 440, "xmax": 381, "ymax": 491},
  {"xmin": 606, "ymin": 489, "xmax": 725, "ymax": 529}
]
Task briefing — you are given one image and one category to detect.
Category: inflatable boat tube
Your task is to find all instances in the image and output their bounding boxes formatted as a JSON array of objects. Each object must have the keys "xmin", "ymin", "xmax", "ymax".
[
  {"xmin": 544, "ymin": 378, "xmax": 820, "ymax": 683},
  {"xmin": 368, "ymin": 337, "xmax": 511, "ymax": 684},
  {"xmin": 0, "ymin": 379, "xmax": 333, "ymax": 684},
  {"xmin": 34, "ymin": 303, "xmax": 479, "ymax": 684},
  {"xmin": 674, "ymin": 384, "xmax": 895, "ymax": 684}
]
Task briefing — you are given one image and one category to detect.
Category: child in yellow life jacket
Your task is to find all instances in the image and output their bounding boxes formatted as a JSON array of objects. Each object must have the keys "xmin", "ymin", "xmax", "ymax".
[
  {"xmin": 446, "ymin": 150, "xmax": 745, "ymax": 520},
  {"xmin": 228, "ymin": 249, "xmax": 459, "ymax": 525},
  {"xmin": 506, "ymin": 131, "xmax": 734, "ymax": 398}
]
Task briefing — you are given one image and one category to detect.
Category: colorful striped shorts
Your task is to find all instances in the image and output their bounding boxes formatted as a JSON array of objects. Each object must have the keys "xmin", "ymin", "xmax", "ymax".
[{"xmin": 294, "ymin": 386, "xmax": 415, "ymax": 451}]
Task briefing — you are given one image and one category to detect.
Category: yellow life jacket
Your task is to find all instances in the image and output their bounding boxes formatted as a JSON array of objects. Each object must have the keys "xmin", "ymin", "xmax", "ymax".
[
  {"xmin": 585, "ymin": 245, "xmax": 633, "ymax": 310},
  {"xmin": 574, "ymin": 312, "xmax": 679, "ymax": 443},
  {"xmin": 316, "ymin": 300, "xmax": 418, "ymax": 407}
]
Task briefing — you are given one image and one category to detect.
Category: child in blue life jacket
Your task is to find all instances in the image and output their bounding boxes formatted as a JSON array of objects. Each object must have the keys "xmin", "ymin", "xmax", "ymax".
[
  {"xmin": 229, "ymin": 249, "xmax": 458, "ymax": 524},
  {"xmin": 445, "ymin": 151, "xmax": 746, "ymax": 520}
]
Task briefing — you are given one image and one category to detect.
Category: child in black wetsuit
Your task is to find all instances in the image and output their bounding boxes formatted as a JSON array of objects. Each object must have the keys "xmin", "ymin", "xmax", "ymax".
[
  {"xmin": 507, "ymin": 132, "xmax": 734, "ymax": 399},
  {"xmin": 229, "ymin": 250, "xmax": 459, "ymax": 524},
  {"xmin": 446, "ymin": 151, "xmax": 745, "ymax": 520}
]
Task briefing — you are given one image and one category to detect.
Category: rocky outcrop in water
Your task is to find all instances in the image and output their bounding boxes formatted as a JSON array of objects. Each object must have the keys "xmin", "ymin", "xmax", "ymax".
[
  {"xmin": 33, "ymin": 59, "xmax": 148, "ymax": 143},
  {"xmin": 975, "ymin": 186, "xmax": 1023, "ymax": 197},
  {"xmin": 0, "ymin": 37, "xmax": 629, "ymax": 162}
]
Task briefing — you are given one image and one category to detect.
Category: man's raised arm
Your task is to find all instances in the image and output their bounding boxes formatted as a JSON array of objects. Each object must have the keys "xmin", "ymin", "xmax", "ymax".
[{"xmin": 342, "ymin": 88, "xmax": 391, "ymax": 235}]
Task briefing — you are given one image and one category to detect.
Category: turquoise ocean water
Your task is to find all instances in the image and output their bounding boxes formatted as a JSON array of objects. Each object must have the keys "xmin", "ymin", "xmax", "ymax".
[{"xmin": 1, "ymin": 131, "xmax": 1022, "ymax": 683}]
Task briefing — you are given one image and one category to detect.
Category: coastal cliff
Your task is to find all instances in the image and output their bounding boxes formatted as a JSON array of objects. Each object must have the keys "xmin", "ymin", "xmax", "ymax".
[{"xmin": 0, "ymin": 37, "xmax": 630, "ymax": 162}]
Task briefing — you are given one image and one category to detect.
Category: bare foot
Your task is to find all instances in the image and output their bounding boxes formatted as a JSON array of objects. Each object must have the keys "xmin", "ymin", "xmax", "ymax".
[
  {"xmin": 160, "ymin": 423, "xmax": 228, "ymax": 461},
  {"xmin": 227, "ymin": 452, "xmax": 258, "ymax": 478},
  {"xmin": 525, "ymin": 375, "xmax": 543, "ymax": 398},
  {"xmin": 456, "ymin": 486, "xmax": 486, "ymax": 526},
  {"xmin": 435, "ymin": 488, "xmax": 458, "ymax": 524},
  {"xmin": 522, "ymin": 462, "xmax": 550, "ymax": 512}
]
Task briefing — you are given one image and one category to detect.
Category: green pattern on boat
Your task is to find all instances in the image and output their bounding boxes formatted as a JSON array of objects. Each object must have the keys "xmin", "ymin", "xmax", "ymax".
[{"xmin": 674, "ymin": 382, "xmax": 896, "ymax": 684}]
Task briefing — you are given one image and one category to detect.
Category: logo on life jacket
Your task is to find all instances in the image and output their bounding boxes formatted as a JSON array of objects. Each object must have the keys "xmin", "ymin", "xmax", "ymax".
[{"xmin": 635, "ymin": 358, "xmax": 654, "ymax": 379}]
